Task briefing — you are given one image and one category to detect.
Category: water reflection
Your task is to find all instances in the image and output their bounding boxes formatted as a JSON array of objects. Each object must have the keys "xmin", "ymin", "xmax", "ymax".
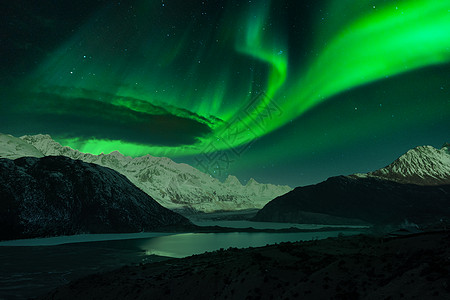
[
  {"xmin": 192, "ymin": 220, "xmax": 369, "ymax": 230},
  {"xmin": 138, "ymin": 231, "xmax": 361, "ymax": 258}
]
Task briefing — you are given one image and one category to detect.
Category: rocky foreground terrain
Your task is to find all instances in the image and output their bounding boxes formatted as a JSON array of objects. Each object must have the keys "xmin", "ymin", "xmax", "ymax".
[{"xmin": 40, "ymin": 231, "xmax": 450, "ymax": 299}]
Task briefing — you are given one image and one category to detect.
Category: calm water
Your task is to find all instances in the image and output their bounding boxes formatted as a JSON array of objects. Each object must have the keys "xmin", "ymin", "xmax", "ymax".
[
  {"xmin": 0, "ymin": 230, "xmax": 362, "ymax": 299},
  {"xmin": 138, "ymin": 231, "xmax": 361, "ymax": 257},
  {"xmin": 191, "ymin": 220, "xmax": 369, "ymax": 230}
]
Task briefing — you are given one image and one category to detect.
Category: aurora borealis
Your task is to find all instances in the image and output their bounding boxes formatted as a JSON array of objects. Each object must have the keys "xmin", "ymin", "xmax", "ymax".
[{"xmin": 1, "ymin": 0, "xmax": 449, "ymax": 186}]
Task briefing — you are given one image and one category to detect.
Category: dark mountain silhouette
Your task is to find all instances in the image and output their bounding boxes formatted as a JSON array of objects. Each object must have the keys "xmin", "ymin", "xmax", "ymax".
[
  {"xmin": 254, "ymin": 176, "xmax": 450, "ymax": 225},
  {"xmin": 254, "ymin": 144, "xmax": 450, "ymax": 225},
  {"xmin": 0, "ymin": 156, "xmax": 191, "ymax": 240}
]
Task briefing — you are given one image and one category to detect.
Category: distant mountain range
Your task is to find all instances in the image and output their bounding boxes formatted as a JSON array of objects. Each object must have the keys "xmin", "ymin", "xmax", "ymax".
[
  {"xmin": 0, "ymin": 156, "xmax": 191, "ymax": 240},
  {"xmin": 0, "ymin": 133, "xmax": 291, "ymax": 213},
  {"xmin": 3, "ymin": 132, "xmax": 448, "ymax": 226},
  {"xmin": 255, "ymin": 144, "xmax": 450, "ymax": 225}
]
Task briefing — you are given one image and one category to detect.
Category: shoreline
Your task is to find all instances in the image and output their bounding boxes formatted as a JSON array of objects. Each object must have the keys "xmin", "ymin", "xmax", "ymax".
[
  {"xmin": 0, "ymin": 223, "xmax": 370, "ymax": 246},
  {"xmin": 37, "ymin": 230, "xmax": 450, "ymax": 299}
]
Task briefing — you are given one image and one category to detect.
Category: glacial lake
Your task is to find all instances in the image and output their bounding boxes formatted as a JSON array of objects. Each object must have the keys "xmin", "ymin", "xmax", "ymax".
[{"xmin": 0, "ymin": 229, "xmax": 363, "ymax": 299}]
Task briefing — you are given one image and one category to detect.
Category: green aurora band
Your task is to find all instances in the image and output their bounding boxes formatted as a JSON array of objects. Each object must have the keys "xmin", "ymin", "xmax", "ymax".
[{"xmin": 24, "ymin": 0, "xmax": 450, "ymax": 157}]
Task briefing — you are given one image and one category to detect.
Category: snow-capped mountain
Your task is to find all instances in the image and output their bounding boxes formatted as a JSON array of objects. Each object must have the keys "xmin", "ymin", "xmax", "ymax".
[
  {"xmin": 0, "ymin": 156, "xmax": 191, "ymax": 240},
  {"xmin": 255, "ymin": 143, "xmax": 450, "ymax": 225},
  {"xmin": 353, "ymin": 144, "xmax": 450, "ymax": 185},
  {"xmin": 11, "ymin": 134, "xmax": 291, "ymax": 212},
  {"xmin": 0, "ymin": 133, "xmax": 44, "ymax": 159}
]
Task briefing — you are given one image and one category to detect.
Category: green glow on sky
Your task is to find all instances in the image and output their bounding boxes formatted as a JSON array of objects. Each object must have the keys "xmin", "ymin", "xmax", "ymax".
[
  {"xmin": 287, "ymin": 0, "xmax": 450, "ymax": 119},
  {"xmin": 235, "ymin": 0, "xmax": 288, "ymax": 99},
  {"xmin": 55, "ymin": 137, "xmax": 172, "ymax": 158},
  {"xmin": 23, "ymin": 0, "xmax": 450, "ymax": 157}
]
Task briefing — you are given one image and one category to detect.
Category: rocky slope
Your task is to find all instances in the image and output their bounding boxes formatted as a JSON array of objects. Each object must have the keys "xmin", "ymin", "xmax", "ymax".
[
  {"xmin": 15, "ymin": 134, "xmax": 291, "ymax": 212},
  {"xmin": 255, "ymin": 144, "xmax": 450, "ymax": 225},
  {"xmin": 0, "ymin": 156, "xmax": 191, "ymax": 240}
]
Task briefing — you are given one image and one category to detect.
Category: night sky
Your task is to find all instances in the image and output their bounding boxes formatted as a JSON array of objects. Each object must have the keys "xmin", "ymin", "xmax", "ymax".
[{"xmin": 1, "ymin": 0, "xmax": 449, "ymax": 187}]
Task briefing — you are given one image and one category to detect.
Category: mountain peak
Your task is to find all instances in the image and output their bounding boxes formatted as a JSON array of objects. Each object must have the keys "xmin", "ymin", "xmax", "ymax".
[
  {"xmin": 109, "ymin": 150, "xmax": 124, "ymax": 157},
  {"xmin": 365, "ymin": 144, "xmax": 450, "ymax": 185},
  {"xmin": 224, "ymin": 175, "xmax": 242, "ymax": 186},
  {"xmin": 21, "ymin": 133, "xmax": 53, "ymax": 141},
  {"xmin": 246, "ymin": 178, "xmax": 259, "ymax": 186}
]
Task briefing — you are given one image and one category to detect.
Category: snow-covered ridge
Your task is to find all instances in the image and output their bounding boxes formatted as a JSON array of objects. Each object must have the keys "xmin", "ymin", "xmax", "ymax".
[
  {"xmin": 352, "ymin": 144, "xmax": 450, "ymax": 185},
  {"xmin": 5, "ymin": 134, "xmax": 292, "ymax": 212},
  {"xmin": 0, "ymin": 133, "xmax": 44, "ymax": 159}
]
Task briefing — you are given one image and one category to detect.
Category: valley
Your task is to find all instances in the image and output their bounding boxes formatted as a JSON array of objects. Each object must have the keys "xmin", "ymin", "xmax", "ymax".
[{"xmin": 0, "ymin": 133, "xmax": 449, "ymax": 299}]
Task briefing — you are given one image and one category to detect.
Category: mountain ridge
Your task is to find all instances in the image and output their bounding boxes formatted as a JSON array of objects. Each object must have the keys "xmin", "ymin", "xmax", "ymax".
[
  {"xmin": 0, "ymin": 133, "xmax": 45, "ymax": 159},
  {"xmin": 255, "ymin": 143, "xmax": 450, "ymax": 225},
  {"xmin": 0, "ymin": 133, "xmax": 292, "ymax": 213},
  {"xmin": 352, "ymin": 144, "xmax": 450, "ymax": 185}
]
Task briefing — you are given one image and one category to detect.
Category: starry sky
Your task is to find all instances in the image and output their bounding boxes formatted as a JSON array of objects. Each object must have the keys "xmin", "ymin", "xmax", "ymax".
[{"xmin": 1, "ymin": 0, "xmax": 449, "ymax": 187}]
